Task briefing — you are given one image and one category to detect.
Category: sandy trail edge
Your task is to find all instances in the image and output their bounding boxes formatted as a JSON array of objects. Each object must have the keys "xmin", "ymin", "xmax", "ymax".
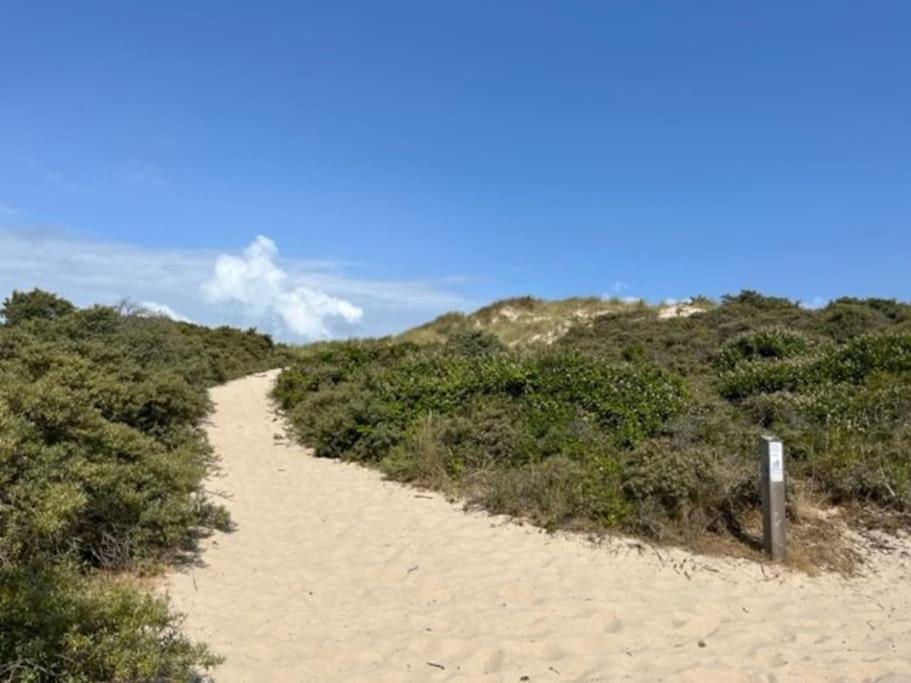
[{"xmin": 164, "ymin": 370, "xmax": 911, "ymax": 683}]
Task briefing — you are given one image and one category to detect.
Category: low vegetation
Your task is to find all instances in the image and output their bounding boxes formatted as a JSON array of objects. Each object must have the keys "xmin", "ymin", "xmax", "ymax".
[
  {"xmin": 0, "ymin": 289, "xmax": 283, "ymax": 681},
  {"xmin": 6, "ymin": 286, "xmax": 906, "ymax": 677},
  {"xmin": 276, "ymin": 292, "xmax": 911, "ymax": 568},
  {"xmin": 398, "ymin": 295, "xmax": 659, "ymax": 346}
]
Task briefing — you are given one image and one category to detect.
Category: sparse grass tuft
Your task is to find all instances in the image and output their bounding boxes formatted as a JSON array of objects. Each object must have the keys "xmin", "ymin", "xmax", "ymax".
[{"xmin": 397, "ymin": 295, "xmax": 655, "ymax": 347}]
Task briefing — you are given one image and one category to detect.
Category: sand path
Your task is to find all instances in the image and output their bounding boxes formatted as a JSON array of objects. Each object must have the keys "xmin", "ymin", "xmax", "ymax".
[{"xmin": 165, "ymin": 371, "xmax": 911, "ymax": 682}]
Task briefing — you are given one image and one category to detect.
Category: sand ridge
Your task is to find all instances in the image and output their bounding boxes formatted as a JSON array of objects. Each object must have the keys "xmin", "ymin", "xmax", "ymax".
[{"xmin": 165, "ymin": 370, "xmax": 911, "ymax": 682}]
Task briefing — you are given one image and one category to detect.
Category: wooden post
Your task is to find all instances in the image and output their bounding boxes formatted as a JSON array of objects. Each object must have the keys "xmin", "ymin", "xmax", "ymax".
[{"xmin": 759, "ymin": 435, "xmax": 786, "ymax": 561}]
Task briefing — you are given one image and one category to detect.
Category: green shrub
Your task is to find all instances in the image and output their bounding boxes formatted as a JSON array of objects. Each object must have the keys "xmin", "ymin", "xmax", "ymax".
[
  {"xmin": 807, "ymin": 429, "xmax": 911, "ymax": 508},
  {"xmin": 0, "ymin": 290, "xmax": 280, "ymax": 680},
  {"xmin": 720, "ymin": 334, "xmax": 911, "ymax": 399},
  {"xmin": 278, "ymin": 290, "xmax": 911, "ymax": 556},
  {"xmin": 0, "ymin": 563, "xmax": 220, "ymax": 682},
  {"xmin": 719, "ymin": 357, "xmax": 809, "ymax": 399},
  {"xmin": 622, "ymin": 440, "xmax": 719, "ymax": 519},
  {"xmin": 1, "ymin": 289, "xmax": 76, "ymax": 326},
  {"xmin": 716, "ymin": 328, "xmax": 814, "ymax": 370},
  {"xmin": 276, "ymin": 336, "xmax": 687, "ymax": 537},
  {"xmin": 820, "ymin": 298, "xmax": 911, "ymax": 341},
  {"xmin": 475, "ymin": 452, "xmax": 629, "ymax": 529},
  {"xmin": 381, "ymin": 413, "xmax": 466, "ymax": 487},
  {"xmin": 443, "ymin": 329, "xmax": 505, "ymax": 357},
  {"xmin": 274, "ymin": 339, "xmax": 416, "ymax": 408},
  {"xmin": 281, "ymin": 343, "xmax": 685, "ymax": 462}
]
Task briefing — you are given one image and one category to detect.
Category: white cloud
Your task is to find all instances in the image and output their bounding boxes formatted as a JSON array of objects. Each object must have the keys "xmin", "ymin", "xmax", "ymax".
[
  {"xmin": 138, "ymin": 301, "xmax": 192, "ymax": 323},
  {"xmin": 612, "ymin": 280, "xmax": 631, "ymax": 293},
  {"xmin": 0, "ymin": 229, "xmax": 471, "ymax": 340},
  {"xmin": 202, "ymin": 235, "xmax": 363, "ymax": 339},
  {"xmin": 801, "ymin": 296, "xmax": 829, "ymax": 310}
]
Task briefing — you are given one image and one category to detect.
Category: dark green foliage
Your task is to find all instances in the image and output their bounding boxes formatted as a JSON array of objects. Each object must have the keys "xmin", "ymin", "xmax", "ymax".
[
  {"xmin": 716, "ymin": 328, "xmax": 814, "ymax": 370},
  {"xmin": 1, "ymin": 289, "xmax": 76, "ymax": 326},
  {"xmin": 274, "ymin": 331, "xmax": 687, "ymax": 530},
  {"xmin": 561, "ymin": 292, "xmax": 911, "ymax": 516},
  {"xmin": 0, "ymin": 290, "xmax": 279, "ymax": 681},
  {"xmin": 622, "ymin": 441, "xmax": 719, "ymax": 519},
  {"xmin": 561, "ymin": 289, "xmax": 816, "ymax": 376},
  {"xmin": 477, "ymin": 454, "xmax": 629, "ymax": 529},
  {"xmin": 820, "ymin": 297, "xmax": 911, "ymax": 341},
  {"xmin": 719, "ymin": 333, "xmax": 911, "ymax": 399},
  {"xmin": 0, "ymin": 564, "xmax": 220, "ymax": 682},
  {"xmin": 443, "ymin": 329, "xmax": 506, "ymax": 357},
  {"xmin": 0, "ymin": 376, "xmax": 212, "ymax": 569},
  {"xmin": 277, "ymin": 291, "xmax": 911, "ymax": 553}
]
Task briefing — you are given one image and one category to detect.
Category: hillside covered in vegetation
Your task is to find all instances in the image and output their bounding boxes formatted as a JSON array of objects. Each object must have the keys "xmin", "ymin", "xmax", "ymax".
[
  {"xmin": 398, "ymin": 295, "xmax": 684, "ymax": 346},
  {"xmin": 275, "ymin": 292, "xmax": 911, "ymax": 569},
  {"xmin": 0, "ymin": 289, "xmax": 284, "ymax": 681}
]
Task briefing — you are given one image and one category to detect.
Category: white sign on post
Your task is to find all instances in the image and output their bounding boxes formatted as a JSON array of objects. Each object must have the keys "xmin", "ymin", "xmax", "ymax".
[{"xmin": 768, "ymin": 441, "xmax": 784, "ymax": 482}]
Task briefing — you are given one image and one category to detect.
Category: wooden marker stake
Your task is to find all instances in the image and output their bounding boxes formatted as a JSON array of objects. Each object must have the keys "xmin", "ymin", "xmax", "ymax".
[{"xmin": 759, "ymin": 435, "xmax": 786, "ymax": 561}]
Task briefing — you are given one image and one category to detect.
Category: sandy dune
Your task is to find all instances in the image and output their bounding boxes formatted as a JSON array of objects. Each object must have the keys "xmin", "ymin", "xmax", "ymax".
[{"xmin": 165, "ymin": 371, "xmax": 911, "ymax": 682}]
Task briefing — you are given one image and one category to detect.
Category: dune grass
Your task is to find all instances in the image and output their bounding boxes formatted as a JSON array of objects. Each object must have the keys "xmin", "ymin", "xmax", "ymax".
[{"xmin": 398, "ymin": 295, "xmax": 656, "ymax": 346}]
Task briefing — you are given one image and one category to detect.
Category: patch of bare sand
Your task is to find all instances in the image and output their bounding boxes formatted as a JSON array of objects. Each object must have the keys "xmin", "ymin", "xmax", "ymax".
[
  {"xmin": 165, "ymin": 371, "xmax": 911, "ymax": 682},
  {"xmin": 658, "ymin": 303, "xmax": 706, "ymax": 319}
]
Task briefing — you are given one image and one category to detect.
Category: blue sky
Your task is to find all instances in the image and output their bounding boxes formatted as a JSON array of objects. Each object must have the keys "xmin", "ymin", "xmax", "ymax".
[{"xmin": 1, "ymin": 2, "xmax": 909, "ymax": 339}]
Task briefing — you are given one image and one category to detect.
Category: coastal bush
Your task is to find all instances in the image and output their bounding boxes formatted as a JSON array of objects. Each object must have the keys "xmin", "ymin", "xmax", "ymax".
[
  {"xmin": 0, "ymin": 289, "xmax": 279, "ymax": 681},
  {"xmin": 275, "ymin": 331, "xmax": 687, "ymax": 530},
  {"xmin": 1, "ymin": 289, "xmax": 76, "ymax": 326},
  {"xmin": 621, "ymin": 440, "xmax": 719, "ymax": 519},
  {"xmin": 820, "ymin": 297, "xmax": 911, "ymax": 341},
  {"xmin": 476, "ymin": 452, "xmax": 629, "ymax": 529},
  {"xmin": 716, "ymin": 328, "xmax": 814, "ymax": 370},
  {"xmin": 719, "ymin": 333, "xmax": 911, "ymax": 399},
  {"xmin": 0, "ymin": 564, "xmax": 220, "ymax": 682},
  {"xmin": 277, "ymin": 291, "xmax": 911, "ymax": 555}
]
